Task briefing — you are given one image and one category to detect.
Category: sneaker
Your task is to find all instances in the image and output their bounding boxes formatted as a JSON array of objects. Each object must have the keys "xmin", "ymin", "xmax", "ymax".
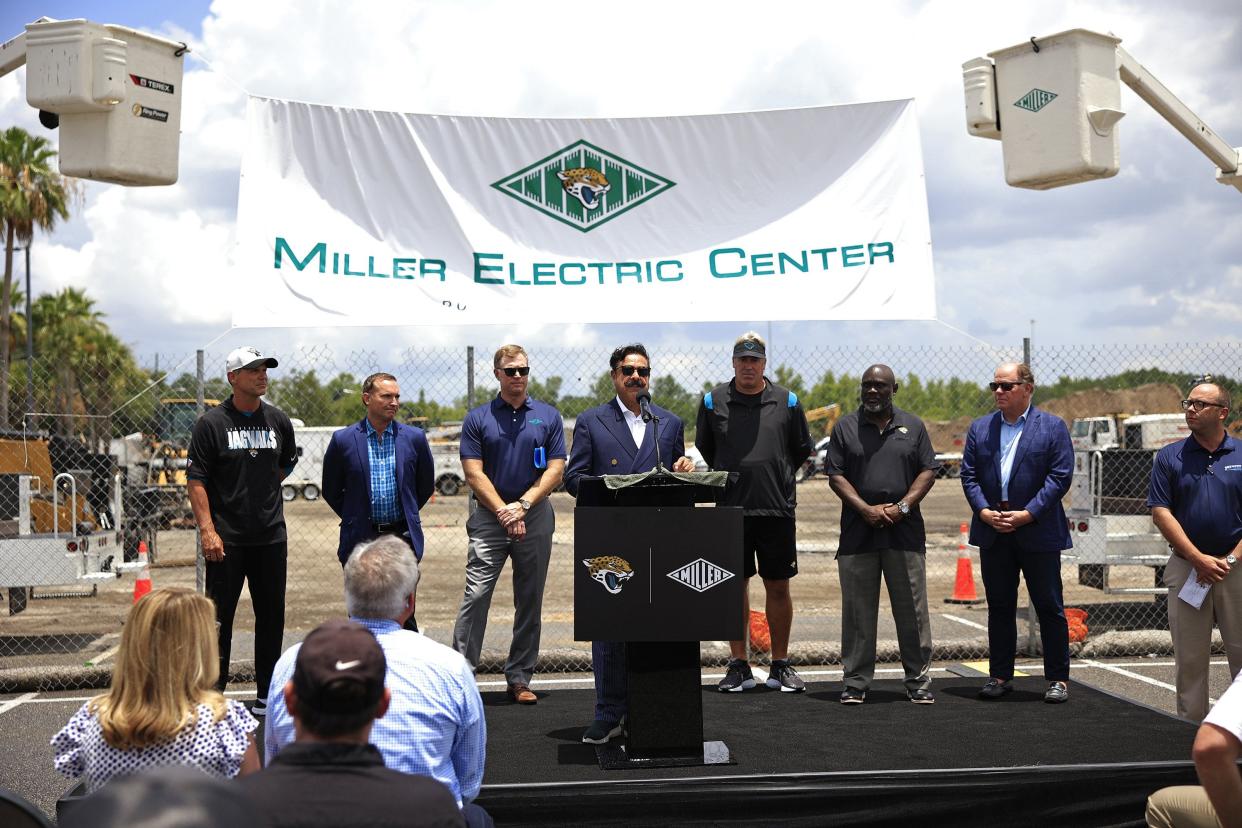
[
  {"xmin": 765, "ymin": 660, "xmax": 806, "ymax": 693},
  {"xmin": 581, "ymin": 718, "xmax": 625, "ymax": 744},
  {"xmin": 717, "ymin": 659, "xmax": 756, "ymax": 692},
  {"xmin": 250, "ymin": 697, "xmax": 268, "ymax": 717},
  {"xmin": 1044, "ymin": 681, "xmax": 1069, "ymax": 704},
  {"xmin": 839, "ymin": 687, "xmax": 866, "ymax": 704},
  {"xmin": 907, "ymin": 688, "xmax": 935, "ymax": 704}
]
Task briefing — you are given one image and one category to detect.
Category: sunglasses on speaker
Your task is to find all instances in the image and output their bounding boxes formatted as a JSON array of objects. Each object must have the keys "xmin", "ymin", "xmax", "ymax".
[
  {"xmin": 988, "ymin": 381, "xmax": 1024, "ymax": 392},
  {"xmin": 618, "ymin": 366, "xmax": 650, "ymax": 377},
  {"xmin": 501, "ymin": 366, "xmax": 530, "ymax": 377}
]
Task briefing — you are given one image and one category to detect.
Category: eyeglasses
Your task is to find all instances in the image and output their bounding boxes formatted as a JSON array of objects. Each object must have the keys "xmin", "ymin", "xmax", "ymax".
[
  {"xmin": 1181, "ymin": 399, "xmax": 1225, "ymax": 412},
  {"xmin": 500, "ymin": 366, "xmax": 530, "ymax": 377},
  {"xmin": 989, "ymin": 381, "xmax": 1025, "ymax": 392},
  {"xmin": 618, "ymin": 366, "xmax": 650, "ymax": 378}
]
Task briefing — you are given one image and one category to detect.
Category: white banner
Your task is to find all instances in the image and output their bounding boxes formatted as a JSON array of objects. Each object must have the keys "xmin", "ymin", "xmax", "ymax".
[{"xmin": 234, "ymin": 97, "xmax": 936, "ymax": 327}]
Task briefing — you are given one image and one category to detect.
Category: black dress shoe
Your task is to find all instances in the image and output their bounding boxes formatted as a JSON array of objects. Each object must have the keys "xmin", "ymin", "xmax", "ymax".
[
  {"xmin": 1044, "ymin": 681, "xmax": 1069, "ymax": 704},
  {"xmin": 978, "ymin": 678, "xmax": 1013, "ymax": 699}
]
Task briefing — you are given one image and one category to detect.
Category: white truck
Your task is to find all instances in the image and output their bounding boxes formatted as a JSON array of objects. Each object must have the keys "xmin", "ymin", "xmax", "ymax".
[
  {"xmin": 1070, "ymin": 412, "xmax": 1187, "ymax": 452},
  {"xmin": 1, "ymin": 468, "xmax": 140, "ymax": 616},
  {"xmin": 1065, "ymin": 412, "xmax": 1186, "ymax": 595}
]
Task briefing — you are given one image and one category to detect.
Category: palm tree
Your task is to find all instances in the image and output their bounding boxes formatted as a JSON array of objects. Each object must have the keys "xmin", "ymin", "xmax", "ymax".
[
  {"xmin": 33, "ymin": 287, "xmax": 107, "ymax": 435},
  {"xmin": 0, "ymin": 127, "xmax": 72, "ymax": 427}
]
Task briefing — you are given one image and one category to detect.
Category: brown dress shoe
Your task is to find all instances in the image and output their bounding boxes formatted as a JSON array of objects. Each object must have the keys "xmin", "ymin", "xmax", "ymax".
[{"xmin": 507, "ymin": 683, "xmax": 537, "ymax": 704}]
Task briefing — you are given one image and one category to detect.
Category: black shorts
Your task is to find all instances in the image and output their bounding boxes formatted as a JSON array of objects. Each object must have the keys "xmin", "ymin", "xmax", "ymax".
[{"xmin": 742, "ymin": 516, "xmax": 798, "ymax": 580}]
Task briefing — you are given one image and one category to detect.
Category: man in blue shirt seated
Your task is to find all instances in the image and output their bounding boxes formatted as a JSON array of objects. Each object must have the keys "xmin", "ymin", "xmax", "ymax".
[
  {"xmin": 265, "ymin": 535, "xmax": 489, "ymax": 824},
  {"xmin": 1149, "ymin": 378, "xmax": 1242, "ymax": 722},
  {"xmin": 244, "ymin": 617, "xmax": 466, "ymax": 828},
  {"xmin": 453, "ymin": 344, "xmax": 567, "ymax": 705}
]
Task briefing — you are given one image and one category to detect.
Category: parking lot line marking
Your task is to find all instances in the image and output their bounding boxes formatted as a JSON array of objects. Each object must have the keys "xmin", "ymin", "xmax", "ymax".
[
  {"xmin": 86, "ymin": 643, "xmax": 121, "ymax": 667},
  {"xmin": 0, "ymin": 692, "xmax": 37, "ymax": 715},
  {"xmin": 943, "ymin": 614, "xmax": 988, "ymax": 631},
  {"xmin": 1079, "ymin": 658, "xmax": 1181, "ymax": 694}
]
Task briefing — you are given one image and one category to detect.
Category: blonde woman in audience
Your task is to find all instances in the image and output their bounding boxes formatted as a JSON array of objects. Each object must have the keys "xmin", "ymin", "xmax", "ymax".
[{"xmin": 52, "ymin": 587, "xmax": 260, "ymax": 792}]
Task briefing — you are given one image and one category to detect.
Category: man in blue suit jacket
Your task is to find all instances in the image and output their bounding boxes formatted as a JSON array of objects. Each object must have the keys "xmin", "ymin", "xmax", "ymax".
[
  {"xmin": 322, "ymin": 373, "xmax": 435, "ymax": 631},
  {"xmin": 960, "ymin": 362, "xmax": 1074, "ymax": 704},
  {"xmin": 564, "ymin": 344, "xmax": 695, "ymax": 745}
]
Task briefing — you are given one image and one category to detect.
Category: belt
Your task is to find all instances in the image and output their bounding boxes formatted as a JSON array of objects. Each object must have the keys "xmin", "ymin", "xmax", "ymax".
[
  {"xmin": 997, "ymin": 501, "xmax": 1011, "ymax": 511},
  {"xmin": 371, "ymin": 520, "xmax": 406, "ymax": 534}
]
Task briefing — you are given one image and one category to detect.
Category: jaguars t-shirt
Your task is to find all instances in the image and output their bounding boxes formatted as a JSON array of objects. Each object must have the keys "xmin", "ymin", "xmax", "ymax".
[{"xmin": 187, "ymin": 396, "xmax": 298, "ymax": 546}]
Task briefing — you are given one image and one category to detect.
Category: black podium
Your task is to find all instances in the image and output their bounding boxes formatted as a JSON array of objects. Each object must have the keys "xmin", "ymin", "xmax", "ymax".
[{"xmin": 574, "ymin": 472, "xmax": 742, "ymax": 768}]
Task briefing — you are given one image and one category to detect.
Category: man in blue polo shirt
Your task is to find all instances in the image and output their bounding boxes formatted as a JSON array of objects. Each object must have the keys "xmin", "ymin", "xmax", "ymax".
[
  {"xmin": 1149, "ymin": 379, "xmax": 1242, "ymax": 722},
  {"xmin": 452, "ymin": 344, "xmax": 566, "ymax": 705}
]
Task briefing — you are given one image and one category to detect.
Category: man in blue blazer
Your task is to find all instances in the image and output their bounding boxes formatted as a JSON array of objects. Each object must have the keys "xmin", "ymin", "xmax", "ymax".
[
  {"xmin": 564, "ymin": 344, "xmax": 695, "ymax": 745},
  {"xmin": 322, "ymin": 373, "xmax": 435, "ymax": 630},
  {"xmin": 960, "ymin": 362, "xmax": 1074, "ymax": 704}
]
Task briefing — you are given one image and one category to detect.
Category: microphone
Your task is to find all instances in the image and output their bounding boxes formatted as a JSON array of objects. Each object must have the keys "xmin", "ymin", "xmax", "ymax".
[{"xmin": 636, "ymin": 392, "xmax": 654, "ymax": 423}]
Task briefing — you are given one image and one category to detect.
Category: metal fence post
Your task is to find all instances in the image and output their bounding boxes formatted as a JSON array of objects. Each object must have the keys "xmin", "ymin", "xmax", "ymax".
[
  {"xmin": 1023, "ymin": 336, "xmax": 1040, "ymax": 657},
  {"xmin": 195, "ymin": 349, "xmax": 206, "ymax": 594},
  {"xmin": 466, "ymin": 346, "xmax": 477, "ymax": 519}
]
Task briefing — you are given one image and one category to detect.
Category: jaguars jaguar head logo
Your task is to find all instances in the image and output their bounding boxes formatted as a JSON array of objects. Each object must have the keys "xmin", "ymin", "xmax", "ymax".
[
  {"xmin": 557, "ymin": 167, "xmax": 611, "ymax": 211},
  {"xmin": 583, "ymin": 556, "xmax": 634, "ymax": 594}
]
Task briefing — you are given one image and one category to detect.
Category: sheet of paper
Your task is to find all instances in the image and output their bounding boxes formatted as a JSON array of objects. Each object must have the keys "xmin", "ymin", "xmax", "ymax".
[{"xmin": 1178, "ymin": 576, "xmax": 1211, "ymax": 610}]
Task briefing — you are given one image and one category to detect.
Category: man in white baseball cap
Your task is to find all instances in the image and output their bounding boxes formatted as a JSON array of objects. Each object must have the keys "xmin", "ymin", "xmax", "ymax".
[
  {"xmin": 187, "ymin": 345, "xmax": 298, "ymax": 717},
  {"xmin": 225, "ymin": 346, "xmax": 279, "ymax": 373}
]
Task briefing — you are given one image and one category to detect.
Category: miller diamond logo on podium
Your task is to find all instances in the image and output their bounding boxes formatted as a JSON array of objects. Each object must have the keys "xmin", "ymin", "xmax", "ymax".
[
  {"xmin": 667, "ymin": 558, "xmax": 735, "ymax": 593},
  {"xmin": 491, "ymin": 140, "xmax": 676, "ymax": 233}
]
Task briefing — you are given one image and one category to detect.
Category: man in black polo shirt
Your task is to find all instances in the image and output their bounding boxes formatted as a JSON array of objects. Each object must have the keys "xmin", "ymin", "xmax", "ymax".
[
  {"xmin": 1149, "ymin": 378, "xmax": 1242, "ymax": 722},
  {"xmin": 188, "ymin": 346, "xmax": 298, "ymax": 716},
  {"xmin": 696, "ymin": 331, "xmax": 813, "ymax": 693},
  {"xmin": 826, "ymin": 364, "xmax": 939, "ymax": 705}
]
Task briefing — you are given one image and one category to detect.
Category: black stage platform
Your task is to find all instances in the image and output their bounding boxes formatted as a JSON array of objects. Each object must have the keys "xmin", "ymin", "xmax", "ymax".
[{"xmin": 474, "ymin": 677, "xmax": 1199, "ymax": 827}]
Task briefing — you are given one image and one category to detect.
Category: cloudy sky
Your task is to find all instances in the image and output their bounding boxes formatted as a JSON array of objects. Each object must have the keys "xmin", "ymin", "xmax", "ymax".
[{"xmin": 0, "ymin": 0, "xmax": 1240, "ymax": 372}]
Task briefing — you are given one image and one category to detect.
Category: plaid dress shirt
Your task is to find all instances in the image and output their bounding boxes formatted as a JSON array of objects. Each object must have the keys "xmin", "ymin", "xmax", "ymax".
[{"xmin": 366, "ymin": 420, "xmax": 401, "ymax": 524}]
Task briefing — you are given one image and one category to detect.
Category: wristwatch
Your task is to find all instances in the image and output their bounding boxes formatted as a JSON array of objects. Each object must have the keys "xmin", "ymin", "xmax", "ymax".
[
  {"xmin": 897, "ymin": 500, "xmax": 910, "ymax": 516},
  {"xmin": 519, "ymin": 498, "xmax": 532, "ymax": 511}
]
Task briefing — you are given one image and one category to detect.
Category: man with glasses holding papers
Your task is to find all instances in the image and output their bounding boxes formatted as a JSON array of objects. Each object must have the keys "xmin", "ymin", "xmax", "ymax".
[
  {"xmin": 452, "ymin": 344, "xmax": 566, "ymax": 706},
  {"xmin": 1149, "ymin": 378, "xmax": 1242, "ymax": 722},
  {"xmin": 960, "ymin": 362, "xmax": 1075, "ymax": 704}
]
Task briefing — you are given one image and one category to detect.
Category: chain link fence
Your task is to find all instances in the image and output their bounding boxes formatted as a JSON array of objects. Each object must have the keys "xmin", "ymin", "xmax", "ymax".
[{"xmin": 1, "ymin": 341, "xmax": 1236, "ymax": 690}]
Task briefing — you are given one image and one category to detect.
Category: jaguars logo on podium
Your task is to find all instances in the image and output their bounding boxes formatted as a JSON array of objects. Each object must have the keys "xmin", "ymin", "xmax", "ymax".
[{"xmin": 582, "ymin": 556, "xmax": 635, "ymax": 595}]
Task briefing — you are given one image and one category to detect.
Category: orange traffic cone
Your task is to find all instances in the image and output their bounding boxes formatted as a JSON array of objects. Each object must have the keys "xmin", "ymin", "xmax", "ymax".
[
  {"xmin": 945, "ymin": 522, "xmax": 984, "ymax": 605},
  {"xmin": 132, "ymin": 540, "xmax": 152, "ymax": 604},
  {"xmin": 748, "ymin": 610, "xmax": 772, "ymax": 653}
]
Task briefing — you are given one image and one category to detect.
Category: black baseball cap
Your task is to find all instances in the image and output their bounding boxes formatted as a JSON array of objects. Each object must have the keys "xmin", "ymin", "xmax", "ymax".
[{"xmin": 292, "ymin": 619, "xmax": 386, "ymax": 714}]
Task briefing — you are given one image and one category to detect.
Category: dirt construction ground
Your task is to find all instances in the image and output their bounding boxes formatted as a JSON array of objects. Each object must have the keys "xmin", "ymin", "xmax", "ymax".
[{"xmin": 0, "ymin": 475, "xmax": 1174, "ymax": 681}]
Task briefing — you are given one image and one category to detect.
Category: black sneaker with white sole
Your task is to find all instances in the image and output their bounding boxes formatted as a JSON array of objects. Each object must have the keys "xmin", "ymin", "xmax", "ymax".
[
  {"xmin": 717, "ymin": 659, "xmax": 756, "ymax": 692},
  {"xmin": 765, "ymin": 660, "xmax": 806, "ymax": 693},
  {"xmin": 250, "ymin": 697, "xmax": 268, "ymax": 717},
  {"xmin": 840, "ymin": 687, "xmax": 866, "ymax": 704}
]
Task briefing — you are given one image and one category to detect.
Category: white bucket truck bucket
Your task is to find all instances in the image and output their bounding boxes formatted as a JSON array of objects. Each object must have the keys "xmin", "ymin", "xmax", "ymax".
[{"xmin": 24, "ymin": 18, "xmax": 185, "ymax": 185}]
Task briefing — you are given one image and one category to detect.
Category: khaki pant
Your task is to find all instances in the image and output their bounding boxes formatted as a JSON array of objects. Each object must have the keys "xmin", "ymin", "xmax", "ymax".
[
  {"xmin": 1146, "ymin": 785, "xmax": 1222, "ymax": 828},
  {"xmin": 1165, "ymin": 554, "xmax": 1242, "ymax": 722}
]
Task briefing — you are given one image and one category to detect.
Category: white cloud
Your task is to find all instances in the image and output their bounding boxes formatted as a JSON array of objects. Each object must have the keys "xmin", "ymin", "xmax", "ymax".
[{"xmin": 2, "ymin": 0, "xmax": 1239, "ymax": 363}]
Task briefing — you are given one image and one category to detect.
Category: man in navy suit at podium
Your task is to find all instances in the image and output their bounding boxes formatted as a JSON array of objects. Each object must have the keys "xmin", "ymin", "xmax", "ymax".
[{"xmin": 564, "ymin": 343, "xmax": 696, "ymax": 744}]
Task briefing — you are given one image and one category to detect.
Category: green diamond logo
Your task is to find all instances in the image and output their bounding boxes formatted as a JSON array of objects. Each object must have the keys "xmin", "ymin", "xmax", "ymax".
[
  {"xmin": 1014, "ymin": 88, "xmax": 1058, "ymax": 113},
  {"xmin": 491, "ymin": 140, "xmax": 675, "ymax": 233}
]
